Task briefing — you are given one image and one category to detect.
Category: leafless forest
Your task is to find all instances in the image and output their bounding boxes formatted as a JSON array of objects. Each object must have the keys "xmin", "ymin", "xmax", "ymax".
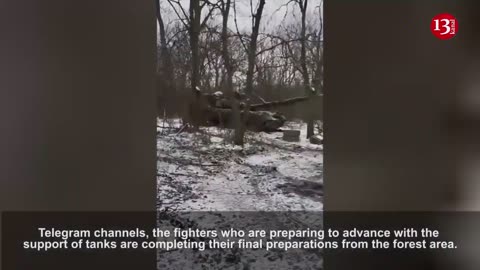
[
  {"xmin": 155, "ymin": 0, "xmax": 323, "ymax": 268},
  {"xmin": 156, "ymin": 0, "xmax": 323, "ymax": 212}
]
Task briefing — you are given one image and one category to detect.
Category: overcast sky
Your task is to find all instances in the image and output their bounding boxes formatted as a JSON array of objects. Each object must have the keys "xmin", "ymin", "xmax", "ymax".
[{"xmin": 158, "ymin": 0, "xmax": 323, "ymax": 34}]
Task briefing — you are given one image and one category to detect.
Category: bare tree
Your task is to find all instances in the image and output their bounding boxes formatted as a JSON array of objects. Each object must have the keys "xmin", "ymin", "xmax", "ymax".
[
  {"xmin": 156, "ymin": 0, "xmax": 175, "ymax": 89},
  {"xmin": 166, "ymin": 0, "xmax": 218, "ymax": 127},
  {"xmin": 159, "ymin": 0, "xmax": 323, "ymax": 142},
  {"xmin": 182, "ymin": 0, "xmax": 217, "ymax": 92},
  {"xmin": 233, "ymin": 0, "xmax": 266, "ymax": 145},
  {"xmin": 220, "ymin": 0, "xmax": 233, "ymax": 93},
  {"xmin": 219, "ymin": 0, "xmax": 243, "ymax": 144},
  {"xmin": 295, "ymin": 0, "xmax": 315, "ymax": 138}
]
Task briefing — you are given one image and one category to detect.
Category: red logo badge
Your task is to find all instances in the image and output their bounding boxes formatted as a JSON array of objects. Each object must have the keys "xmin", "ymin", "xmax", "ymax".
[{"xmin": 431, "ymin": 13, "xmax": 457, "ymax": 40}]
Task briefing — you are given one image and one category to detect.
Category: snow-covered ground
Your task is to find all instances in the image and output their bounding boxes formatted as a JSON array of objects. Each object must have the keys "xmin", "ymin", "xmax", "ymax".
[
  {"xmin": 156, "ymin": 119, "xmax": 323, "ymax": 212},
  {"xmin": 156, "ymin": 119, "xmax": 323, "ymax": 269}
]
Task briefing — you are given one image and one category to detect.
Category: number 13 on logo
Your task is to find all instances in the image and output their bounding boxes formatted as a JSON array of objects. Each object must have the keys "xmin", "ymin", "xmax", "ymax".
[{"xmin": 431, "ymin": 13, "xmax": 458, "ymax": 40}]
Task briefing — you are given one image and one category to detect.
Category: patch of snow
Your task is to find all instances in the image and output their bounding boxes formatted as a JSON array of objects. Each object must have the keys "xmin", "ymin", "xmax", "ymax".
[{"xmin": 156, "ymin": 119, "xmax": 323, "ymax": 212}]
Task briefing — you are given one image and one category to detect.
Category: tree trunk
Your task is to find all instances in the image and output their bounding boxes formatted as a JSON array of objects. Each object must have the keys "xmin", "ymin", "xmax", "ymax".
[
  {"xmin": 156, "ymin": 1, "xmax": 170, "ymax": 72},
  {"xmin": 190, "ymin": 0, "xmax": 201, "ymax": 94},
  {"xmin": 155, "ymin": 0, "xmax": 175, "ymax": 117},
  {"xmin": 187, "ymin": 0, "xmax": 203, "ymax": 130},
  {"xmin": 235, "ymin": 0, "xmax": 266, "ymax": 145},
  {"xmin": 298, "ymin": 0, "xmax": 315, "ymax": 138},
  {"xmin": 220, "ymin": 0, "xmax": 242, "ymax": 144}
]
